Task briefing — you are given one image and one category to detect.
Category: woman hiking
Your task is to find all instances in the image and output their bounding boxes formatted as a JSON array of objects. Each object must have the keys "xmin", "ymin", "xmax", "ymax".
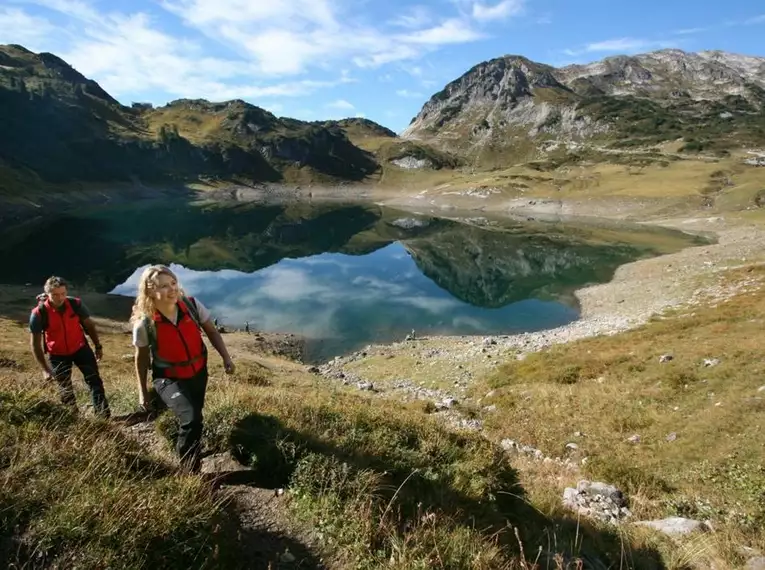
[{"xmin": 130, "ymin": 264, "xmax": 235, "ymax": 473}]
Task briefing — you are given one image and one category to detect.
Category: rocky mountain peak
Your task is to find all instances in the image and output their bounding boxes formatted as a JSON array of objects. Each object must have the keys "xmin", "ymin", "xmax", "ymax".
[
  {"xmin": 404, "ymin": 48, "xmax": 765, "ymax": 159},
  {"xmin": 406, "ymin": 54, "xmax": 572, "ymax": 138}
]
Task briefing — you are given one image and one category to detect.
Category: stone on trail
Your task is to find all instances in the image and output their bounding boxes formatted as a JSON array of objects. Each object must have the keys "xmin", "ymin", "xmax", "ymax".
[
  {"xmin": 562, "ymin": 480, "xmax": 630, "ymax": 524},
  {"xmin": 634, "ymin": 517, "xmax": 710, "ymax": 536}
]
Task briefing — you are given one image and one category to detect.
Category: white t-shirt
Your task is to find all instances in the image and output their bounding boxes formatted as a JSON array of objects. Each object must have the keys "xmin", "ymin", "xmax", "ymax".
[{"xmin": 132, "ymin": 297, "xmax": 212, "ymax": 348}]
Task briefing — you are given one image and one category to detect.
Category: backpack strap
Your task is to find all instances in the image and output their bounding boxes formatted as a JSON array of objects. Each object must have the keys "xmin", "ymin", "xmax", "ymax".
[
  {"xmin": 180, "ymin": 295, "xmax": 203, "ymax": 330},
  {"xmin": 69, "ymin": 296, "xmax": 82, "ymax": 315},
  {"xmin": 143, "ymin": 315, "xmax": 157, "ymax": 353},
  {"xmin": 35, "ymin": 302, "xmax": 48, "ymax": 331},
  {"xmin": 33, "ymin": 302, "xmax": 49, "ymax": 354}
]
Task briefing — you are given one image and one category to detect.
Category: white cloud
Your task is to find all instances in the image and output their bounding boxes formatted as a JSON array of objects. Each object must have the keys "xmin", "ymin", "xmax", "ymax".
[
  {"xmin": 326, "ymin": 98, "xmax": 355, "ymax": 110},
  {"xmin": 673, "ymin": 27, "xmax": 708, "ymax": 35},
  {"xmin": 585, "ymin": 38, "xmax": 656, "ymax": 52},
  {"xmin": 389, "ymin": 5, "xmax": 432, "ymax": 29},
  {"xmin": 257, "ymin": 266, "xmax": 330, "ymax": 302},
  {"xmin": 3, "ymin": 2, "xmax": 352, "ymax": 102},
  {"xmin": 396, "ymin": 89, "xmax": 424, "ymax": 98},
  {"xmin": 745, "ymin": 14, "xmax": 765, "ymax": 25},
  {"xmin": 2, "ymin": 0, "xmax": 518, "ymax": 105},
  {"xmin": 565, "ymin": 37, "xmax": 680, "ymax": 57},
  {"xmin": 165, "ymin": 0, "xmax": 486, "ymax": 75},
  {"xmin": 471, "ymin": 0, "xmax": 525, "ymax": 22},
  {"xmin": 0, "ymin": 7, "xmax": 58, "ymax": 49},
  {"xmin": 24, "ymin": 0, "xmax": 103, "ymax": 23},
  {"xmin": 401, "ymin": 18, "xmax": 483, "ymax": 45}
]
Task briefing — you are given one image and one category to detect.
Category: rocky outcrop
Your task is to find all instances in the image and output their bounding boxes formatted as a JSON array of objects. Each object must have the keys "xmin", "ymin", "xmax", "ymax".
[{"xmin": 558, "ymin": 49, "xmax": 765, "ymax": 100}]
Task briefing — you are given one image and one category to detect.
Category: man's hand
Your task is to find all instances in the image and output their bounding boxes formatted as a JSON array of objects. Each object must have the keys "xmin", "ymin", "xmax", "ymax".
[
  {"xmin": 94, "ymin": 345, "xmax": 103, "ymax": 362},
  {"xmin": 223, "ymin": 358, "xmax": 236, "ymax": 375},
  {"xmin": 42, "ymin": 369, "xmax": 53, "ymax": 382}
]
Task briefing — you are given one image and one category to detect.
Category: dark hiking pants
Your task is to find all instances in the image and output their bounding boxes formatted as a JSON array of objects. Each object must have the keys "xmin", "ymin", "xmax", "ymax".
[
  {"xmin": 154, "ymin": 368, "xmax": 209, "ymax": 473},
  {"xmin": 50, "ymin": 345, "xmax": 111, "ymax": 418}
]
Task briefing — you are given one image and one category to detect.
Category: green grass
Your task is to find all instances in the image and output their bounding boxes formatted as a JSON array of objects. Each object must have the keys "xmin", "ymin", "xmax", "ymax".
[
  {"xmin": 0, "ymin": 314, "xmax": 669, "ymax": 569},
  {"xmin": 0, "ymin": 389, "xmax": 236, "ymax": 569}
]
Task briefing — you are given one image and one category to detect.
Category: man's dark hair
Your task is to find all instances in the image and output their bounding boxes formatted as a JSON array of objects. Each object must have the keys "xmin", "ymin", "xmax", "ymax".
[{"xmin": 43, "ymin": 276, "xmax": 68, "ymax": 293}]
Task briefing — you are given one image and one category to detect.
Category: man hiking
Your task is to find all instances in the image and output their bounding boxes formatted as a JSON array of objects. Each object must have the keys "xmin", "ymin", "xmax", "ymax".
[{"xmin": 29, "ymin": 276, "xmax": 111, "ymax": 418}]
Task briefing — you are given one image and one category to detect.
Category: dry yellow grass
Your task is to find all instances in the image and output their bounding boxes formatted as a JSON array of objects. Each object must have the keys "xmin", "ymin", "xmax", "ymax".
[
  {"xmin": 143, "ymin": 107, "xmax": 228, "ymax": 144},
  {"xmin": 467, "ymin": 265, "xmax": 765, "ymax": 567}
]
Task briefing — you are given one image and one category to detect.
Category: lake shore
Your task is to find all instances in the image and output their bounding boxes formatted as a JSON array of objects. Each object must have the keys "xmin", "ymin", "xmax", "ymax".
[
  {"xmin": 351, "ymin": 213, "xmax": 764, "ymax": 367},
  {"xmin": 3, "ymin": 181, "xmax": 765, "ymax": 372},
  {"xmin": 199, "ymin": 182, "xmax": 765, "ymax": 360}
]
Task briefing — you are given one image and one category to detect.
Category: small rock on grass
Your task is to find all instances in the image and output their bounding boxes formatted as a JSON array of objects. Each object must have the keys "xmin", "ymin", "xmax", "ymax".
[{"xmin": 634, "ymin": 517, "xmax": 710, "ymax": 536}]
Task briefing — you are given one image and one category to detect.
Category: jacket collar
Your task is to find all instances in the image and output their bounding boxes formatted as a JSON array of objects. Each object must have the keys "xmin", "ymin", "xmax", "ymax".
[{"xmin": 153, "ymin": 299, "xmax": 189, "ymax": 323}]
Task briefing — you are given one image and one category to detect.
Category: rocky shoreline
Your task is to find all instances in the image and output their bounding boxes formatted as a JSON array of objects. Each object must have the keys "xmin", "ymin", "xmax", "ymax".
[{"xmin": 303, "ymin": 211, "xmax": 765, "ymax": 432}]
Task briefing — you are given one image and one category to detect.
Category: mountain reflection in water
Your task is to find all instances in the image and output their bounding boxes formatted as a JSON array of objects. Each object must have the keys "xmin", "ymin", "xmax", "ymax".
[{"xmin": 0, "ymin": 200, "xmax": 708, "ymax": 361}]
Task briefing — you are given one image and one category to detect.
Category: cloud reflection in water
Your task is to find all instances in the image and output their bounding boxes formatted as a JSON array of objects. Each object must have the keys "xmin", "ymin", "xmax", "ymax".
[{"xmin": 111, "ymin": 242, "xmax": 578, "ymax": 360}]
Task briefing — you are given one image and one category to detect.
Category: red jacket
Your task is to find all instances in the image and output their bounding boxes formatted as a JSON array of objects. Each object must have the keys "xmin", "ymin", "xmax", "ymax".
[
  {"xmin": 36, "ymin": 298, "xmax": 87, "ymax": 356},
  {"xmin": 150, "ymin": 299, "xmax": 207, "ymax": 379}
]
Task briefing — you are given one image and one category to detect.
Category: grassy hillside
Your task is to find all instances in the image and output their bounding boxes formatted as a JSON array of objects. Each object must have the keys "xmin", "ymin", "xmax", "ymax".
[
  {"xmin": 2, "ymin": 260, "xmax": 765, "ymax": 568},
  {"xmin": 0, "ymin": 312, "xmax": 655, "ymax": 569}
]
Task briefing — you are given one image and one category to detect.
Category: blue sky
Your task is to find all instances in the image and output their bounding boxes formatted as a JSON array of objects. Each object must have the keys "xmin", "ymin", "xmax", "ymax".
[{"xmin": 1, "ymin": 0, "xmax": 764, "ymax": 132}]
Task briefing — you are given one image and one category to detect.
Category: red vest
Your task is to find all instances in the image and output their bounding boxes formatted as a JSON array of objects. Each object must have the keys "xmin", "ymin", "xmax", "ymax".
[
  {"xmin": 38, "ymin": 298, "xmax": 87, "ymax": 356},
  {"xmin": 151, "ymin": 299, "xmax": 207, "ymax": 379}
]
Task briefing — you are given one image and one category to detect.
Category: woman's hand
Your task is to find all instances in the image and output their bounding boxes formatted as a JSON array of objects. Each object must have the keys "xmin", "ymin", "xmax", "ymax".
[{"xmin": 223, "ymin": 358, "xmax": 235, "ymax": 375}]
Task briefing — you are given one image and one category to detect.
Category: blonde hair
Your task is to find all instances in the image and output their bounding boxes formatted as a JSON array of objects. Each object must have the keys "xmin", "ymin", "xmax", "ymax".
[{"xmin": 129, "ymin": 264, "xmax": 186, "ymax": 325}]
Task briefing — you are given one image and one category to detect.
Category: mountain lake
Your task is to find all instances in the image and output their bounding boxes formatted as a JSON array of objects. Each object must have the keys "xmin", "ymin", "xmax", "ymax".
[{"xmin": 0, "ymin": 199, "xmax": 711, "ymax": 362}]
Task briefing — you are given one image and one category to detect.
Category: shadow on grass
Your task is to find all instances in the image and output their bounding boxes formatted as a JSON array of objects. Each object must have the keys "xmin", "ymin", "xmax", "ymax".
[{"xmin": 226, "ymin": 412, "xmax": 669, "ymax": 570}]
